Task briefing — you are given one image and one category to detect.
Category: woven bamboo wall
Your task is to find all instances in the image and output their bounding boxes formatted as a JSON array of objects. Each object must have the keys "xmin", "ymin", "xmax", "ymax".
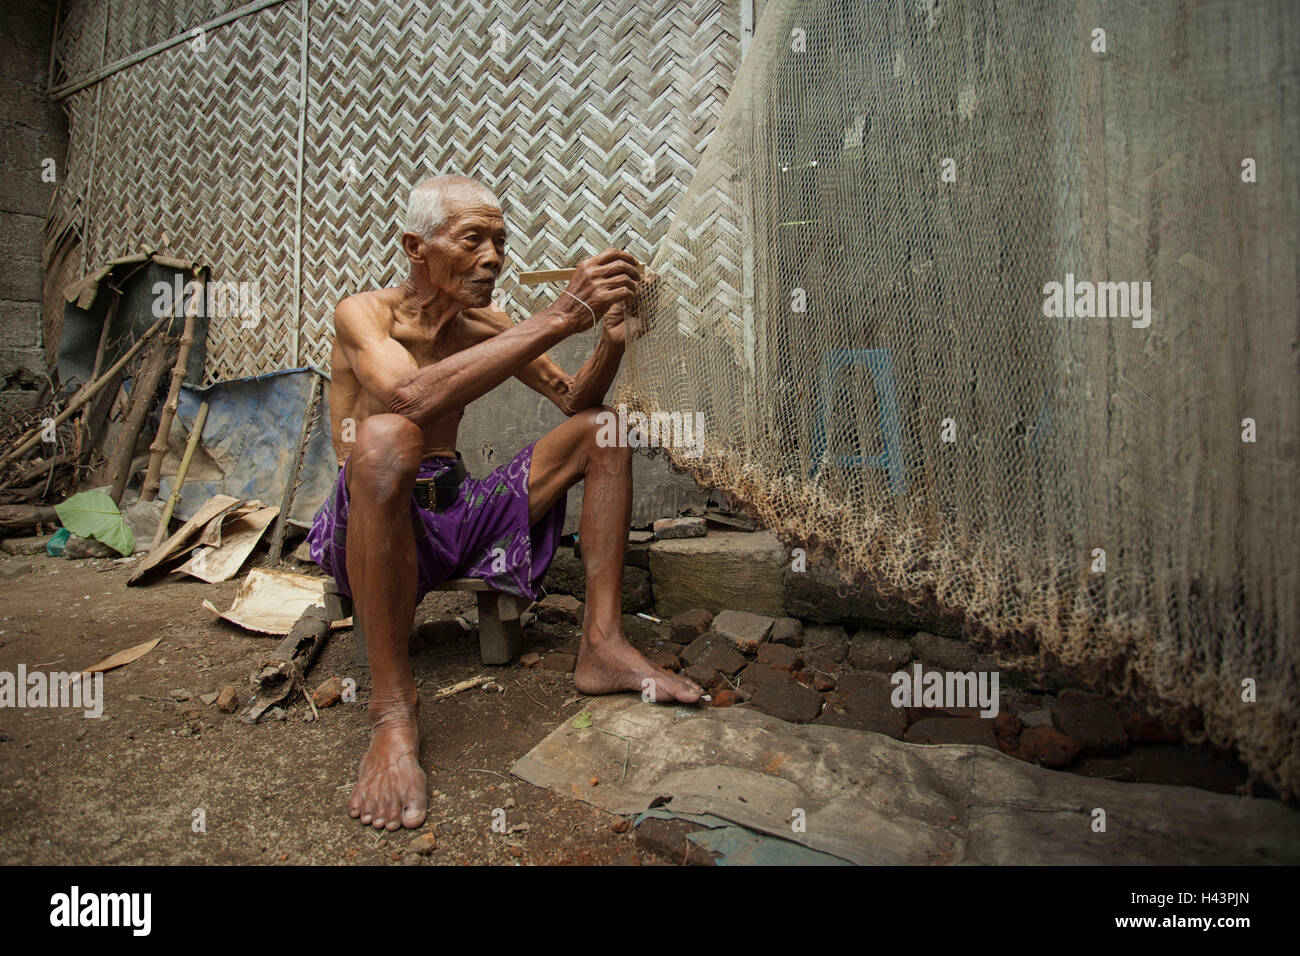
[{"xmin": 49, "ymin": 0, "xmax": 741, "ymax": 384}]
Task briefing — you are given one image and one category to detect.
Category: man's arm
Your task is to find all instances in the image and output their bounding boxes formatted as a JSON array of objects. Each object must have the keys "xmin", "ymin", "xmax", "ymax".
[
  {"xmin": 467, "ymin": 302, "xmax": 626, "ymax": 416},
  {"xmin": 336, "ymin": 297, "xmax": 577, "ymax": 430},
  {"xmin": 337, "ymin": 249, "xmax": 640, "ymax": 429}
]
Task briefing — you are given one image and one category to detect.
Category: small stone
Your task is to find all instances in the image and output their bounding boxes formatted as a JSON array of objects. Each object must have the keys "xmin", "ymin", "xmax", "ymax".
[
  {"xmin": 311, "ymin": 676, "xmax": 344, "ymax": 708},
  {"xmin": 847, "ymin": 630, "xmax": 913, "ymax": 671},
  {"xmin": 905, "ymin": 717, "xmax": 998, "ymax": 749},
  {"xmin": 0, "ymin": 536, "xmax": 46, "ymax": 556},
  {"xmin": 669, "ymin": 608, "xmax": 713, "ymax": 643},
  {"xmin": 693, "ymin": 641, "xmax": 747, "ymax": 677},
  {"xmin": 216, "ymin": 684, "xmax": 240, "ymax": 713},
  {"xmin": 683, "ymin": 663, "xmax": 722, "ymax": 690},
  {"xmin": 802, "ymin": 624, "xmax": 849, "ymax": 662},
  {"xmin": 842, "ymin": 686, "xmax": 908, "ymax": 739},
  {"xmin": 536, "ymin": 593, "xmax": 584, "ymax": 625},
  {"xmin": 198, "ymin": 692, "xmax": 219, "ymax": 706},
  {"xmin": 1019, "ymin": 708, "xmax": 1053, "ymax": 728},
  {"xmin": 407, "ymin": 832, "xmax": 437, "ymax": 856},
  {"xmin": 1057, "ymin": 687, "xmax": 1102, "ymax": 704},
  {"xmin": 653, "ymin": 516, "xmax": 707, "ymax": 539},
  {"xmin": 749, "ymin": 680, "xmax": 824, "ymax": 723},
  {"xmin": 1116, "ymin": 700, "xmax": 1182, "ymax": 743},
  {"xmin": 1017, "ymin": 725, "xmax": 1084, "ymax": 768},
  {"xmin": 708, "ymin": 688, "xmax": 743, "ymax": 707},
  {"xmin": 611, "ymin": 818, "xmax": 631, "ymax": 833},
  {"xmin": 756, "ymin": 643, "xmax": 802, "ymax": 671},
  {"xmin": 1051, "ymin": 697, "xmax": 1129, "ymax": 756},
  {"xmin": 712, "ymin": 609, "xmax": 775, "ymax": 653},
  {"xmin": 519, "ymin": 652, "xmax": 543, "ymax": 668},
  {"xmin": 736, "ymin": 662, "xmax": 792, "ymax": 693},
  {"xmin": 63, "ymin": 536, "xmax": 118, "ymax": 559},
  {"xmin": 992, "ymin": 712, "xmax": 1022, "ymax": 739},
  {"xmin": 770, "ymin": 618, "xmax": 804, "ymax": 647},
  {"xmin": 542, "ymin": 652, "xmax": 577, "ymax": 673},
  {"xmin": 910, "ymin": 631, "xmax": 977, "ymax": 671},
  {"xmin": 645, "ymin": 648, "xmax": 681, "ymax": 672},
  {"xmin": 679, "ymin": 632, "xmax": 726, "ymax": 666},
  {"xmin": 835, "ymin": 671, "xmax": 892, "ymax": 695},
  {"xmin": 507, "ymin": 846, "xmax": 524, "ymax": 858}
]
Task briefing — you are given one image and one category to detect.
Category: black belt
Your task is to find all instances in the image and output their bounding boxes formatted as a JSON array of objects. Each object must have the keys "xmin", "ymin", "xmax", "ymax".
[{"xmin": 413, "ymin": 452, "xmax": 467, "ymax": 512}]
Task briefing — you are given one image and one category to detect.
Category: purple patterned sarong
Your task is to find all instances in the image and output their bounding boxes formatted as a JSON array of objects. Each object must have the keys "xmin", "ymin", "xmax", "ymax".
[{"xmin": 306, "ymin": 440, "xmax": 567, "ymax": 603}]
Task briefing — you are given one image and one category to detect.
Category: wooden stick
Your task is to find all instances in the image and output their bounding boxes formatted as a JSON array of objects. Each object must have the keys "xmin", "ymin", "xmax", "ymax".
[
  {"xmin": 150, "ymin": 399, "xmax": 208, "ymax": 552},
  {"xmin": 0, "ymin": 453, "xmax": 67, "ymax": 492},
  {"xmin": 517, "ymin": 260, "xmax": 645, "ymax": 286},
  {"xmin": 267, "ymin": 371, "xmax": 321, "ymax": 565},
  {"xmin": 107, "ymin": 333, "xmax": 174, "ymax": 504},
  {"xmin": 141, "ymin": 273, "xmax": 202, "ymax": 502},
  {"xmin": 0, "ymin": 312, "xmax": 169, "ymax": 471},
  {"xmin": 70, "ymin": 295, "xmax": 117, "ymax": 475},
  {"xmin": 0, "ymin": 505, "xmax": 59, "ymax": 533}
]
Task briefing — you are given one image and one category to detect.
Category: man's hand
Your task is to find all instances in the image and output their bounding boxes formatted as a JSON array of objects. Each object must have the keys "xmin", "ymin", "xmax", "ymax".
[
  {"xmin": 557, "ymin": 249, "xmax": 641, "ymax": 333},
  {"xmin": 601, "ymin": 269, "xmax": 659, "ymax": 346}
]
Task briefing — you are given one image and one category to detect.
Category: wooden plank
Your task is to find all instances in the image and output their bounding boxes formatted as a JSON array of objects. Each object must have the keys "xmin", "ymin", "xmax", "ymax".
[
  {"xmin": 436, "ymin": 577, "xmax": 496, "ymax": 592},
  {"xmin": 517, "ymin": 261, "xmax": 646, "ymax": 285},
  {"xmin": 517, "ymin": 267, "xmax": 578, "ymax": 286}
]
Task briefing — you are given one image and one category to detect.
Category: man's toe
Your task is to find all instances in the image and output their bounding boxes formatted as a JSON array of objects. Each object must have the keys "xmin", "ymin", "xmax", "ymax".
[{"xmin": 402, "ymin": 799, "xmax": 428, "ymax": 829}]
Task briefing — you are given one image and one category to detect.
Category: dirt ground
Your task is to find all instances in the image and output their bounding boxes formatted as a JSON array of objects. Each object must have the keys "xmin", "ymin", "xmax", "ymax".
[{"xmin": 0, "ymin": 551, "xmax": 654, "ymax": 866}]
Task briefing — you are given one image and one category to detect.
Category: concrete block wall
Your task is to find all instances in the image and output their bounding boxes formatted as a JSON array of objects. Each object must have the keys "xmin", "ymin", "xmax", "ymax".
[{"xmin": 0, "ymin": 0, "xmax": 66, "ymax": 417}]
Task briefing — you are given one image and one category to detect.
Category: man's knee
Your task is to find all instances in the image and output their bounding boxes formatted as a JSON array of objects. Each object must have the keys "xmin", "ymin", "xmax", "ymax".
[
  {"xmin": 350, "ymin": 414, "xmax": 423, "ymax": 500},
  {"xmin": 577, "ymin": 404, "xmax": 631, "ymax": 466}
]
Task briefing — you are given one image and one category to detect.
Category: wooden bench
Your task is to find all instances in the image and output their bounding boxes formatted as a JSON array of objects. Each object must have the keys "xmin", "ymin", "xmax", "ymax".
[{"xmin": 323, "ymin": 577, "xmax": 532, "ymax": 667}]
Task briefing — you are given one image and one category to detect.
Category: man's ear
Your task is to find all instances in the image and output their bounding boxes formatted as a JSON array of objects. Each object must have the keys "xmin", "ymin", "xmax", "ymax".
[{"xmin": 401, "ymin": 231, "xmax": 426, "ymax": 265}]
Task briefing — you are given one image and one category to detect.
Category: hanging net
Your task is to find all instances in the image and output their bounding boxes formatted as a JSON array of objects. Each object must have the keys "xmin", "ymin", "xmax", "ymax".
[{"xmin": 617, "ymin": 0, "xmax": 1299, "ymax": 796}]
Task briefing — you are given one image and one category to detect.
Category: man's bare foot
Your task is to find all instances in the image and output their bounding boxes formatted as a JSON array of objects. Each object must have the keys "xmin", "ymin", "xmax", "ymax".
[
  {"xmin": 348, "ymin": 703, "xmax": 427, "ymax": 830},
  {"xmin": 574, "ymin": 632, "xmax": 704, "ymax": 703}
]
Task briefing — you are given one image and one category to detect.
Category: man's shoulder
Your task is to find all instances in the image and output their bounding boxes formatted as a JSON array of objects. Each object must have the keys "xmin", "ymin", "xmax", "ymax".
[{"xmin": 334, "ymin": 288, "xmax": 399, "ymax": 333}]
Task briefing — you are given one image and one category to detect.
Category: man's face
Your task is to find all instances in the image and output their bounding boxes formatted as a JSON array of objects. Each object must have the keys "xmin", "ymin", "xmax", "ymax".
[{"xmin": 419, "ymin": 199, "xmax": 507, "ymax": 308}]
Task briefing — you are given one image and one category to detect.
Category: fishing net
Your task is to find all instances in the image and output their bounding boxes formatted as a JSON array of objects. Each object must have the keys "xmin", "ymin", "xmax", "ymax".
[{"xmin": 618, "ymin": 0, "xmax": 1299, "ymax": 795}]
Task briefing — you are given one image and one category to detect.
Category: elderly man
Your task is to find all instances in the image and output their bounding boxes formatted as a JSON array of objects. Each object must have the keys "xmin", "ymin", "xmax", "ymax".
[{"xmin": 307, "ymin": 174, "xmax": 703, "ymax": 831}]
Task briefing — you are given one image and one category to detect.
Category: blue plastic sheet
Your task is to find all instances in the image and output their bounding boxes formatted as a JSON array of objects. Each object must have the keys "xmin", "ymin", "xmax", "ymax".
[{"xmin": 158, "ymin": 367, "xmax": 335, "ymax": 529}]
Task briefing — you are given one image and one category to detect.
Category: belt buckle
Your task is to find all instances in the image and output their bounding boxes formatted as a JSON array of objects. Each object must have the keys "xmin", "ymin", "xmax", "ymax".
[{"xmin": 413, "ymin": 477, "xmax": 436, "ymax": 511}]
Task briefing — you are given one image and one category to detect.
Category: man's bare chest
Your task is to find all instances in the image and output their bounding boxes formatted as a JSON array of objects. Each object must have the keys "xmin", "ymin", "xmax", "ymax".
[{"xmin": 390, "ymin": 311, "xmax": 497, "ymax": 369}]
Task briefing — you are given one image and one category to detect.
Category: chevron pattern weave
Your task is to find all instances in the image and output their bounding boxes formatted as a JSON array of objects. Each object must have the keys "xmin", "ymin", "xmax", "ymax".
[{"xmin": 49, "ymin": 0, "xmax": 741, "ymax": 384}]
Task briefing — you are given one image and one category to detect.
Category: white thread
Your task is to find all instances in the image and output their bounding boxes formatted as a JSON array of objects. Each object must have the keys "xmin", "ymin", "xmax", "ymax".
[{"xmin": 561, "ymin": 289, "xmax": 596, "ymax": 326}]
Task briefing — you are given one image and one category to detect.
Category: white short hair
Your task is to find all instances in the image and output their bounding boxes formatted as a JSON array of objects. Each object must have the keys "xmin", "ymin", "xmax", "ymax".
[{"xmin": 405, "ymin": 175, "xmax": 501, "ymax": 240}]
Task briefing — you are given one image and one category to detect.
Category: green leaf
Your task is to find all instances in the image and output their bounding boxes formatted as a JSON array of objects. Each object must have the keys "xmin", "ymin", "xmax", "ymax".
[
  {"xmin": 55, "ymin": 490, "xmax": 134, "ymax": 557},
  {"xmin": 572, "ymin": 711, "xmax": 592, "ymax": 729}
]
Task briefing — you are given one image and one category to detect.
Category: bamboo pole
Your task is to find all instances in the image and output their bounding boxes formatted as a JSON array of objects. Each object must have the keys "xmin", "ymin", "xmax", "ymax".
[
  {"xmin": 0, "ymin": 312, "xmax": 169, "ymax": 470},
  {"xmin": 141, "ymin": 272, "xmax": 202, "ymax": 502},
  {"xmin": 150, "ymin": 399, "xmax": 208, "ymax": 552},
  {"xmin": 107, "ymin": 333, "xmax": 174, "ymax": 504},
  {"xmin": 267, "ymin": 371, "xmax": 320, "ymax": 565}
]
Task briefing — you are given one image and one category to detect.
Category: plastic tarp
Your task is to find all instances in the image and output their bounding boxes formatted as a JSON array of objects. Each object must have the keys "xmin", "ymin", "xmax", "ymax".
[
  {"xmin": 57, "ymin": 255, "xmax": 210, "ymax": 389},
  {"xmin": 158, "ymin": 367, "xmax": 335, "ymax": 530}
]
